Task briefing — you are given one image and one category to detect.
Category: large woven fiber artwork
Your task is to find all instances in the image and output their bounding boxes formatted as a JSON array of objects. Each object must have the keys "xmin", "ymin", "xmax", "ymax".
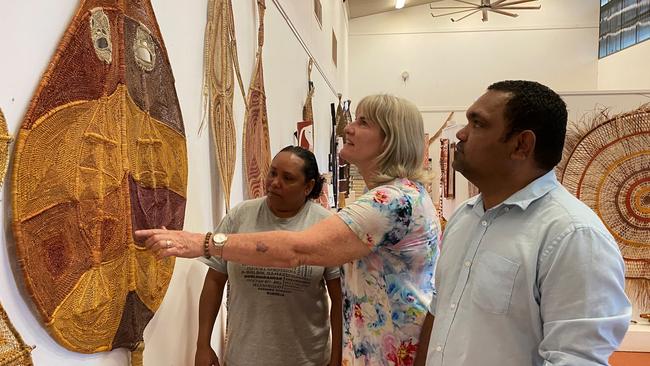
[
  {"xmin": 11, "ymin": 1, "xmax": 188, "ymax": 363},
  {"xmin": 0, "ymin": 304, "xmax": 33, "ymax": 366},
  {"xmin": 202, "ymin": 0, "xmax": 246, "ymax": 211},
  {"xmin": 557, "ymin": 105, "xmax": 650, "ymax": 316},
  {"xmin": 1, "ymin": 110, "xmax": 33, "ymax": 366},
  {"xmin": 0, "ymin": 109, "xmax": 11, "ymax": 186},
  {"xmin": 243, "ymin": 0, "xmax": 272, "ymax": 199}
]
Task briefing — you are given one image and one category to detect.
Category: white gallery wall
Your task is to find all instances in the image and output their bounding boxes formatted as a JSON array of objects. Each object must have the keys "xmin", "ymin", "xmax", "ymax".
[
  {"xmin": 348, "ymin": 0, "xmax": 650, "ymax": 214},
  {"xmin": 0, "ymin": 0, "xmax": 348, "ymax": 365}
]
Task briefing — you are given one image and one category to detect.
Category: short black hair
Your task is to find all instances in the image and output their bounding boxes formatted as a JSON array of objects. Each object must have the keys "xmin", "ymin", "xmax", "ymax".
[
  {"xmin": 279, "ymin": 146, "xmax": 324, "ymax": 200},
  {"xmin": 488, "ymin": 80, "xmax": 567, "ymax": 171}
]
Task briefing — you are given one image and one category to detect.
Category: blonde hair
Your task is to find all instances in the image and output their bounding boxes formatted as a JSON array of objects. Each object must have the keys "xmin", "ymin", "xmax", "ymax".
[{"xmin": 357, "ymin": 94, "xmax": 429, "ymax": 185}]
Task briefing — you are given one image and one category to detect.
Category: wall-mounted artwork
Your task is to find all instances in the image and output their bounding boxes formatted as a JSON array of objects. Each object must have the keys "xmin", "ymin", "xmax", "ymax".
[
  {"xmin": 447, "ymin": 142, "xmax": 456, "ymax": 198},
  {"xmin": 202, "ymin": 0, "xmax": 246, "ymax": 211},
  {"xmin": 297, "ymin": 120, "xmax": 314, "ymax": 151},
  {"xmin": 11, "ymin": 1, "xmax": 187, "ymax": 363},
  {"xmin": 314, "ymin": 0, "xmax": 322, "ymax": 28},
  {"xmin": 332, "ymin": 30, "xmax": 338, "ymax": 67},
  {"xmin": 299, "ymin": 59, "xmax": 315, "ymax": 152},
  {"xmin": 0, "ymin": 304, "xmax": 33, "ymax": 366},
  {"xmin": 243, "ymin": 0, "xmax": 272, "ymax": 199},
  {"xmin": 557, "ymin": 104, "xmax": 650, "ymax": 318},
  {"xmin": 440, "ymin": 138, "xmax": 449, "ymax": 200}
]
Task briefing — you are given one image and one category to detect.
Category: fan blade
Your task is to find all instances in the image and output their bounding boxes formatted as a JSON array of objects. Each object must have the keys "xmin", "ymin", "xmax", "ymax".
[
  {"xmin": 496, "ymin": 0, "xmax": 539, "ymax": 6},
  {"xmin": 489, "ymin": 8, "xmax": 518, "ymax": 17},
  {"xmin": 430, "ymin": 5, "xmax": 483, "ymax": 9},
  {"xmin": 498, "ymin": 6, "xmax": 541, "ymax": 10},
  {"xmin": 452, "ymin": 0, "xmax": 481, "ymax": 6},
  {"xmin": 491, "ymin": 0, "xmax": 509, "ymax": 5},
  {"xmin": 452, "ymin": 9, "xmax": 481, "ymax": 22},
  {"xmin": 432, "ymin": 8, "xmax": 476, "ymax": 17}
]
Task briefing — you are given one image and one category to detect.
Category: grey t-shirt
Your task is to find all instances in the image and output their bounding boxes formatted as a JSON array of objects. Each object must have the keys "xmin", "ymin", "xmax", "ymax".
[{"xmin": 204, "ymin": 198, "xmax": 340, "ymax": 366}]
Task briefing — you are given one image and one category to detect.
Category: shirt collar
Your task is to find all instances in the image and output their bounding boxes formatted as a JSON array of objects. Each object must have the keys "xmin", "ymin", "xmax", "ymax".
[{"xmin": 466, "ymin": 170, "xmax": 560, "ymax": 211}]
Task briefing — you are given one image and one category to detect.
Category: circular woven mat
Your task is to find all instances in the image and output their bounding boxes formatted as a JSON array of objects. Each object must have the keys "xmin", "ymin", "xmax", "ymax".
[{"xmin": 558, "ymin": 106, "xmax": 650, "ymax": 279}]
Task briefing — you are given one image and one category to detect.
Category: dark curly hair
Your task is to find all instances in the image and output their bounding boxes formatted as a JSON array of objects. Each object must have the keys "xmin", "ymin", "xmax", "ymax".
[
  {"xmin": 488, "ymin": 80, "xmax": 567, "ymax": 171},
  {"xmin": 279, "ymin": 145, "xmax": 324, "ymax": 201}
]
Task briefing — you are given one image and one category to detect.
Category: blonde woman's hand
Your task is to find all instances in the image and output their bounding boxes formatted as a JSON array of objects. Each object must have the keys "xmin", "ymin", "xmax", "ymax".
[{"xmin": 134, "ymin": 227, "xmax": 205, "ymax": 259}]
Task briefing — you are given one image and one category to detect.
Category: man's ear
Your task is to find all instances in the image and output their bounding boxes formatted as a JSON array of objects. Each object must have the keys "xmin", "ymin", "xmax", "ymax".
[{"xmin": 510, "ymin": 130, "xmax": 536, "ymax": 161}]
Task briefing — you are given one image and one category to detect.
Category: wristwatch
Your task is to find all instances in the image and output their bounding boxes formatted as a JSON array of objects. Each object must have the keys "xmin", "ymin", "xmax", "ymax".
[{"xmin": 211, "ymin": 232, "xmax": 228, "ymax": 258}]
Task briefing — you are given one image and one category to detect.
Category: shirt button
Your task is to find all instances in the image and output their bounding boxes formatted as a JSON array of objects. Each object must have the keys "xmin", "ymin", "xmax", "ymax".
[
  {"xmin": 450, "ymin": 303, "xmax": 456, "ymax": 309},
  {"xmin": 464, "ymin": 261, "xmax": 471, "ymax": 267},
  {"xmin": 505, "ymin": 207, "xmax": 510, "ymax": 212},
  {"xmin": 481, "ymin": 220, "xmax": 488, "ymax": 227},
  {"xmin": 436, "ymin": 345, "xmax": 442, "ymax": 352}
]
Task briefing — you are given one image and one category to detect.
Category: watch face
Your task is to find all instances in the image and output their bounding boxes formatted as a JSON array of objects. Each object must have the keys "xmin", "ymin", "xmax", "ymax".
[{"xmin": 212, "ymin": 233, "xmax": 227, "ymax": 245}]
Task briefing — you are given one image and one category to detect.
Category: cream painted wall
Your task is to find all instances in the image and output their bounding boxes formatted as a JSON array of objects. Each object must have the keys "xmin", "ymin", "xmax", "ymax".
[
  {"xmin": 598, "ymin": 40, "xmax": 650, "ymax": 90},
  {"xmin": 349, "ymin": 0, "xmax": 600, "ymax": 110},
  {"xmin": 0, "ymin": 0, "xmax": 348, "ymax": 365}
]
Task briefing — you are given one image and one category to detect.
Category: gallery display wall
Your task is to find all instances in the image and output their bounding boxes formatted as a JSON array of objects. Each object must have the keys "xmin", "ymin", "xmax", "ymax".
[{"xmin": 0, "ymin": 0, "xmax": 348, "ymax": 365}]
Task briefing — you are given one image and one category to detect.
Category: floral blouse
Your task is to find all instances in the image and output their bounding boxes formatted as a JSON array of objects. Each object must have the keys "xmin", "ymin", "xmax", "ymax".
[{"xmin": 337, "ymin": 178, "xmax": 440, "ymax": 366}]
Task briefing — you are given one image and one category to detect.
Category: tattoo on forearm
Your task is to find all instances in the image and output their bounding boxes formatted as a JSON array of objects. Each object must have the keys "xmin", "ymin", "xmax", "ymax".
[{"xmin": 256, "ymin": 242, "xmax": 269, "ymax": 253}]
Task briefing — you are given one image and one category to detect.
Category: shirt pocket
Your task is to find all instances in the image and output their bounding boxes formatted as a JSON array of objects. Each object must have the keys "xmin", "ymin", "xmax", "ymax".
[{"xmin": 471, "ymin": 251, "xmax": 520, "ymax": 315}]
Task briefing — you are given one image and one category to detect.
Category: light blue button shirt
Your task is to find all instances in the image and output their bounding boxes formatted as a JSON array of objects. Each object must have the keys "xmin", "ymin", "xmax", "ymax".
[{"xmin": 426, "ymin": 170, "xmax": 631, "ymax": 366}]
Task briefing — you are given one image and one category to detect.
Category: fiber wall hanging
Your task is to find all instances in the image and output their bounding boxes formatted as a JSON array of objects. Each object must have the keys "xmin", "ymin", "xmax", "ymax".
[
  {"xmin": 11, "ymin": 1, "xmax": 188, "ymax": 363},
  {"xmin": 0, "ymin": 304, "xmax": 33, "ymax": 366},
  {"xmin": 557, "ymin": 104, "xmax": 650, "ymax": 316},
  {"xmin": 202, "ymin": 0, "xmax": 246, "ymax": 211},
  {"xmin": 1, "ymin": 109, "xmax": 32, "ymax": 366},
  {"xmin": 0, "ymin": 109, "xmax": 11, "ymax": 187},
  {"xmin": 297, "ymin": 59, "xmax": 315, "ymax": 152},
  {"xmin": 243, "ymin": 0, "xmax": 272, "ymax": 199}
]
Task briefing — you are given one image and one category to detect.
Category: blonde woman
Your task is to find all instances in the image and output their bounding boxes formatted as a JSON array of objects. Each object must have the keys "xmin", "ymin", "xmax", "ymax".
[{"xmin": 137, "ymin": 94, "xmax": 441, "ymax": 366}]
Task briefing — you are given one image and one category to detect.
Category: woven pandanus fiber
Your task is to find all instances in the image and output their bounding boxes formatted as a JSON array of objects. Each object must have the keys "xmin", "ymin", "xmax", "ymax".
[
  {"xmin": 202, "ymin": 0, "xmax": 245, "ymax": 211},
  {"xmin": 335, "ymin": 95, "xmax": 345, "ymax": 138},
  {"xmin": 11, "ymin": 0, "xmax": 187, "ymax": 361},
  {"xmin": 0, "ymin": 304, "xmax": 33, "ymax": 366},
  {"xmin": 557, "ymin": 104, "xmax": 650, "ymax": 314},
  {"xmin": 243, "ymin": 0, "xmax": 272, "ymax": 199},
  {"xmin": 0, "ymin": 109, "xmax": 11, "ymax": 187},
  {"xmin": 303, "ymin": 59, "xmax": 315, "ymax": 123}
]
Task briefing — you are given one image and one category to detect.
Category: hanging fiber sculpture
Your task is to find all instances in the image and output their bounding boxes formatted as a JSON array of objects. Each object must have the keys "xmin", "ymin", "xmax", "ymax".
[
  {"xmin": 243, "ymin": 0, "xmax": 272, "ymax": 199},
  {"xmin": 201, "ymin": 0, "xmax": 246, "ymax": 211},
  {"xmin": 299, "ymin": 59, "xmax": 315, "ymax": 152},
  {"xmin": 11, "ymin": 1, "xmax": 187, "ymax": 364},
  {"xmin": 557, "ymin": 104, "xmax": 650, "ymax": 317},
  {"xmin": 335, "ymin": 94, "xmax": 345, "ymax": 138},
  {"xmin": 1, "ymin": 110, "xmax": 33, "ymax": 366},
  {"xmin": 0, "ymin": 304, "xmax": 33, "ymax": 366},
  {"xmin": 303, "ymin": 59, "xmax": 315, "ymax": 125},
  {"xmin": 0, "ymin": 109, "xmax": 11, "ymax": 186}
]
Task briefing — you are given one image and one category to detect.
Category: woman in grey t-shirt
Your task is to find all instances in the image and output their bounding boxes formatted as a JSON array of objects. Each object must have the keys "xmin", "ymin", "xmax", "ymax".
[{"xmin": 194, "ymin": 146, "xmax": 342, "ymax": 366}]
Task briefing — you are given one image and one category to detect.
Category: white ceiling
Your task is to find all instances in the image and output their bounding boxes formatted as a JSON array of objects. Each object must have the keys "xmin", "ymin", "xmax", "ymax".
[{"xmin": 347, "ymin": 0, "xmax": 433, "ymax": 19}]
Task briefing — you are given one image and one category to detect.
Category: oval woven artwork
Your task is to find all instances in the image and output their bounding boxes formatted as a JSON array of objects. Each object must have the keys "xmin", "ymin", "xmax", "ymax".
[
  {"xmin": 11, "ymin": 0, "xmax": 187, "ymax": 359},
  {"xmin": 557, "ymin": 105, "xmax": 650, "ymax": 312}
]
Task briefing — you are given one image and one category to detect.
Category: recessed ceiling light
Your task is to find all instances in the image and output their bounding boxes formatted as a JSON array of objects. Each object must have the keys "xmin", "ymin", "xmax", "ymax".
[{"xmin": 395, "ymin": 0, "xmax": 406, "ymax": 9}]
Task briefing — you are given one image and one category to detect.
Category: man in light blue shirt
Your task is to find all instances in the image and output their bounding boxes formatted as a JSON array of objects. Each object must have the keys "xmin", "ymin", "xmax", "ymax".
[{"xmin": 421, "ymin": 80, "xmax": 631, "ymax": 366}]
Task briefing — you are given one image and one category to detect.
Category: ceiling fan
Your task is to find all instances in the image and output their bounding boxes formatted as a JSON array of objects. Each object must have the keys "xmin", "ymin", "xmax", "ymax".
[{"xmin": 430, "ymin": 0, "xmax": 541, "ymax": 23}]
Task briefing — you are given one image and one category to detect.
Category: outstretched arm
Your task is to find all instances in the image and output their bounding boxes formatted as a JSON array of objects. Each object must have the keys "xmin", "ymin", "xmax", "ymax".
[{"xmin": 135, "ymin": 214, "xmax": 371, "ymax": 268}]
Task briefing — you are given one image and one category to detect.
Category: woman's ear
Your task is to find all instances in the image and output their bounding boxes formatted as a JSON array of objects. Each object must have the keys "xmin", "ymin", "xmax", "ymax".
[{"xmin": 305, "ymin": 179, "xmax": 315, "ymax": 196}]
